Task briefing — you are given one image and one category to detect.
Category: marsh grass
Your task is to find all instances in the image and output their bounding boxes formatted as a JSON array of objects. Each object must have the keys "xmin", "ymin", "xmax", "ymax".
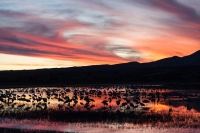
[{"xmin": 1, "ymin": 109, "xmax": 200, "ymax": 128}]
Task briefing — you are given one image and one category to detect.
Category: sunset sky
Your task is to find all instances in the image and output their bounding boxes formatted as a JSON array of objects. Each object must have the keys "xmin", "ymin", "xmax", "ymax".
[{"xmin": 0, "ymin": 0, "xmax": 200, "ymax": 70}]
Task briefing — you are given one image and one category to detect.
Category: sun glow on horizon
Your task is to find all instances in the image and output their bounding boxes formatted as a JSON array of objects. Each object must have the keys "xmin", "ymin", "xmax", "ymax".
[{"xmin": 0, "ymin": 0, "xmax": 200, "ymax": 70}]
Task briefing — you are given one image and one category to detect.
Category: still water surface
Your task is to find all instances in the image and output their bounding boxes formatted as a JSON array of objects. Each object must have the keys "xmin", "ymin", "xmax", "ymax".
[{"xmin": 0, "ymin": 85, "xmax": 200, "ymax": 132}]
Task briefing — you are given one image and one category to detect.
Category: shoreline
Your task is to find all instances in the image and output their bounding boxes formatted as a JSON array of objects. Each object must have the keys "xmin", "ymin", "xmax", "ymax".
[{"xmin": 0, "ymin": 82, "xmax": 200, "ymax": 89}]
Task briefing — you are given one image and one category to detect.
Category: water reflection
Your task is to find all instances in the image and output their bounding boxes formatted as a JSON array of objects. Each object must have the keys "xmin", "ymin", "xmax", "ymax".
[
  {"xmin": 0, "ymin": 85, "xmax": 200, "ymax": 131},
  {"xmin": 0, "ymin": 118, "xmax": 200, "ymax": 133},
  {"xmin": 0, "ymin": 86, "xmax": 199, "ymax": 113}
]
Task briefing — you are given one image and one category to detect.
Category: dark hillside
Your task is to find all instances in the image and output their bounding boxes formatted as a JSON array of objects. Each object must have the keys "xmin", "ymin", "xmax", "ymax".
[{"xmin": 0, "ymin": 50, "xmax": 199, "ymax": 87}]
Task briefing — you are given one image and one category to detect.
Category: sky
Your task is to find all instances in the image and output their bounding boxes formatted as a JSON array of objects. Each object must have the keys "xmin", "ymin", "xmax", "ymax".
[{"xmin": 0, "ymin": 0, "xmax": 200, "ymax": 70}]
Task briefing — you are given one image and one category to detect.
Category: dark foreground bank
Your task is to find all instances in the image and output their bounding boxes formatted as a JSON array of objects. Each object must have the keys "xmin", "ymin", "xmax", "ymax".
[
  {"xmin": 0, "ymin": 128, "xmax": 69, "ymax": 133},
  {"xmin": 0, "ymin": 65, "xmax": 200, "ymax": 88}
]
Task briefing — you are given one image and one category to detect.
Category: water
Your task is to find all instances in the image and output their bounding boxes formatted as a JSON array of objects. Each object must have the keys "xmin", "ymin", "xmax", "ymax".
[{"xmin": 0, "ymin": 85, "xmax": 200, "ymax": 132}]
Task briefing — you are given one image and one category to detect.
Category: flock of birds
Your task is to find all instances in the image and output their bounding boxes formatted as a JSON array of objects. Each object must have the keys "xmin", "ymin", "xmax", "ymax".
[{"xmin": 0, "ymin": 86, "xmax": 196, "ymax": 114}]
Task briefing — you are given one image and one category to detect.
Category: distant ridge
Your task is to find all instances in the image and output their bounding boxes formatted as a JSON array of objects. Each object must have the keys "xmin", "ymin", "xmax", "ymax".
[
  {"xmin": 0, "ymin": 50, "xmax": 200, "ymax": 87},
  {"xmin": 144, "ymin": 50, "xmax": 200, "ymax": 67},
  {"xmin": 116, "ymin": 50, "xmax": 200, "ymax": 68}
]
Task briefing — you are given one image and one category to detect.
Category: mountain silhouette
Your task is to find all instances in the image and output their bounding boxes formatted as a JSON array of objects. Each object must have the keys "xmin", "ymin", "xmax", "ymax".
[
  {"xmin": 116, "ymin": 50, "xmax": 200, "ymax": 67},
  {"xmin": 0, "ymin": 50, "xmax": 199, "ymax": 87},
  {"xmin": 143, "ymin": 50, "xmax": 200, "ymax": 67}
]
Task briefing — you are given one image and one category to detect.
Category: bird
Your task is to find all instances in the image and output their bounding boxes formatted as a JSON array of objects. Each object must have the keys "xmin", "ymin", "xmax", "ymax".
[
  {"xmin": 169, "ymin": 108, "xmax": 172, "ymax": 113},
  {"xmin": 130, "ymin": 102, "xmax": 135, "ymax": 108},
  {"xmin": 140, "ymin": 102, "xmax": 145, "ymax": 106},
  {"xmin": 142, "ymin": 99, "xmax": 150, "ymax": 103},
  {"xmin": 116, "ymin": 100, "xmax": 121, "ymax": 106},
  {"xmin": 101, "ymin": 100, "xmax": 108, "ymax": 106},
  {"xmin": 24, "ymin": 106, "xmax": 32, "ymax": 111},
  {"xmin": 121, "ymin": 102, "xmax": 127, "ymax": 107}
]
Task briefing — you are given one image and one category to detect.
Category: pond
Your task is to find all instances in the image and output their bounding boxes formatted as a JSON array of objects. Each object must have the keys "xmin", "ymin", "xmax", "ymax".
[{"xmin": 0, "ymin": 85, "xmax": 200, "ymax": 132}]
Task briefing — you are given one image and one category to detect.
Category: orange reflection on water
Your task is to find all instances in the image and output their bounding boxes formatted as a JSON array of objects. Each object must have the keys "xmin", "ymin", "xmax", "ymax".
[{"xmin": 0, "ymin": 86, "xmax": 200, "ymax": 114}]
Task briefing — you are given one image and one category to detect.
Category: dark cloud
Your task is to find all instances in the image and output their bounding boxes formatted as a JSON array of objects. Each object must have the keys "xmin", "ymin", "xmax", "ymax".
[
  {"xmin": 128, "ymin": 0, "xmax": 200, "ymax": 24},
  {"xmin": 0, "ymin": 40, "xmax": 115, "ymax": 59},
  {"xmin": 130, "ymin": 0, "xmax": 200, "ymax": 41},
  {"xmin": 1, "ymin": 36, "xmax": 27, "ymax": 45},
  {"xmin": 0, "ymin": 10, "xmax": 57, "ymax": 37},
  {"xmin": 0, "ymin": 0, "xmax": 199, "ymax": 69},
  {"xmin": 0, "ymin": 44, "xmax": 55, "ymax": 56},
  {"xmin": 0, "ymin": 42, "xmax": 123, "ymax": 63},
  {"xmin": 0, "ymin": 35, "xmax": 36, "ymax": 46},
  {"xmin": 0, "ymin": 9, "xmax": 94, "ymax": 38},
  {"xmin": 23, "ymin": 21, "xmax": 56, "ymax": 37},
  {"xmin": 0, "ymin": 10, "xmax": 29, "ymax": 18},
  {"xmin": 152, "ymin": 0, "xmax": 199, "ymax": 22},
  {"xmin": 155, "ymin": 0, "xmax": 200, "ymax": 41},
  {"xmin": 0, "ymin": 28, "xmax": 118, "ymax": 61},
  {"xmin": 0, "ymin": 43, "xmax": 88, "ymax": 59}
]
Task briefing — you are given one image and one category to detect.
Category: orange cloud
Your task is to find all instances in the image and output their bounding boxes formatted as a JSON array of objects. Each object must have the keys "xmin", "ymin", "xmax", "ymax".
[{"xmin": 0, "ymin": 0, "xmax": 200, "ymax": 70}]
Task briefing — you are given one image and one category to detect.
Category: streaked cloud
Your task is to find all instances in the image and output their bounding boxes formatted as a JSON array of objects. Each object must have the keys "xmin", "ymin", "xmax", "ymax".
[{"xmin": 0, "ymin": 0, "xmax": 199, "ymax": 70}]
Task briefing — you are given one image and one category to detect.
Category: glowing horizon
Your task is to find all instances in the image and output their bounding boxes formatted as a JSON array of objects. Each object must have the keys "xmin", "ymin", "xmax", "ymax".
[{"xmin": 0, "ymin": 0, "xmax": 200, "ymax": 70}]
